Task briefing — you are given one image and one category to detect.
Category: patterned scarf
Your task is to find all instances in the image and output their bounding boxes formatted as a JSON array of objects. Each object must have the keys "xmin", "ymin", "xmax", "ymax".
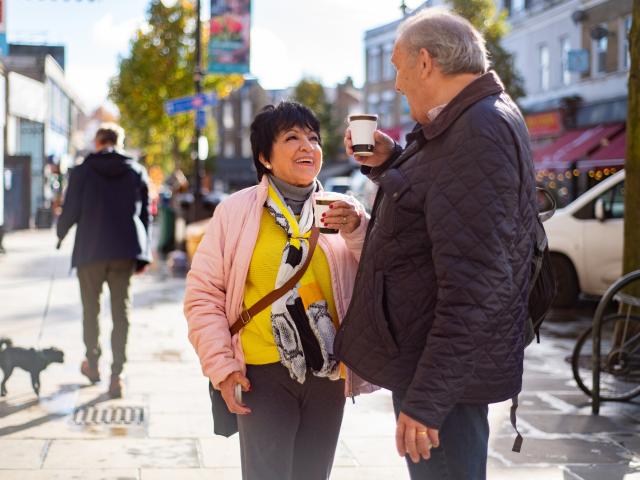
[{"xmin": 265, "ymin": 179, "xmax": 340, "ymax": 383}]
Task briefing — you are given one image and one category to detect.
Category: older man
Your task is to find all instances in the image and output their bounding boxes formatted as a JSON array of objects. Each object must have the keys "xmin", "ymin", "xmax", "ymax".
[
  {"xmin": 334, "ymin": 8, "xmax": 537, "ymax": 480},
  {"xmin": 57, "ymin": 123, "xmax": 151, "ymax": 398}
]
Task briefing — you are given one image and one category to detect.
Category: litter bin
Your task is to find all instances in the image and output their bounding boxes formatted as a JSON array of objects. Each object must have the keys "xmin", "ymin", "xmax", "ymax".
[
  {"xmin": 35, "ymin": 207, "xmax": 53, "ymax": 229},
  {"xmin": 157, "ymin": 192, "xmax": 176, "ymax": 258}
]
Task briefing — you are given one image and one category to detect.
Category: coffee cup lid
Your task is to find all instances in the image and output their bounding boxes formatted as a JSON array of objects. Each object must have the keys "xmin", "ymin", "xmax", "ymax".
[{"xmin": 349, "ymin": 114, "xmax": 378, "ymax": 121}]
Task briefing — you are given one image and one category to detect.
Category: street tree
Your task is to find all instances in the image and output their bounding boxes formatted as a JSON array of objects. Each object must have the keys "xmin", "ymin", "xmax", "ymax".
[
  {"xmin": 624, "ymin": 2, "xmax": 639, "ymax": 279},
  {"xmin": 448, "ymin": 0, "xmax": 525, "ymax": 101},
  {"xmin": 293, "ymin": 78, "xmax": 343, "ymax": 162},
  {"xmin": 109, "ymin": 0, "xmax": 243, "ymax": 174}
]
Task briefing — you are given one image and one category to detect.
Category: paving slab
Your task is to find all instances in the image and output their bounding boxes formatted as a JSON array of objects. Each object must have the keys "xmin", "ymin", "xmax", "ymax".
[
  {"xmin": 330, "ymin": 466, "xmax": 410, "ymax": 479},
  {"xmin": 490, "ymin": 437, "xmax": 629, "ymax": 465},
  {"xmin": 147, "ymin": 412, "xmax": 213, "ymax": 438},
  {"xmin": 567, "ymin": 464, "xmax": 640, "ymax": 480},
  {"xmin": 0, "ymin": 439, "xmax": 47, "ymax": 468},
  {"xmin": 43, "ymin": 439, "xmax": 200, "ymax": 469},
  {"xmin": 518, "ymin": 412, "xmax": 639, "ymax": 435},
  {"xmin": 141, "ymin": 469, "xmax": 241, "ymax": 480},
  {"xmin": 199, "ymin": 437, "xmax": 242, "ymax": 468},
  {"xmin": 0, "ymin": 470, "xmax": 140, "ymax": 480}
]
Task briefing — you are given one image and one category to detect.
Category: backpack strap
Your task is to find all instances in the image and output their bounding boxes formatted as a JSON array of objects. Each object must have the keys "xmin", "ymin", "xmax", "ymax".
[{"xmin": 510, "ymin": 394, "xmax": 523, "ymax": 453}]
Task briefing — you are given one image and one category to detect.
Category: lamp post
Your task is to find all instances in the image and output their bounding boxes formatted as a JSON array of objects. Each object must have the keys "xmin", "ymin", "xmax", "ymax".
[
  {"xmin": 193, "ymin": 0, "xmax": 204, "ymax": 221},
  {"xmin": 163, "ymin": 0, "xmax": 206, "ymax": 220}
]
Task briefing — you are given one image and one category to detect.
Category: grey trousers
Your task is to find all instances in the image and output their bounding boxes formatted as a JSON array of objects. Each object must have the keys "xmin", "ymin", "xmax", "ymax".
[
  {"xmin": 77, "ymin": 259, "xmax": 135, "ymax": 376},
  {"xmin": 237, "ymin": 363, "xmax": 345, "ymax": 480}
]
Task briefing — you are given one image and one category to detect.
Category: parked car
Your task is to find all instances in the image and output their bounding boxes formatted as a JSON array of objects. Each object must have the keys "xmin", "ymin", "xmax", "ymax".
[
  {"xmin": 544, "ymin": 170, "xmax": 625, "ymax": 307},
  {"xmin": 347, "ymin": 170, "xmax": 378, "ymax": 213},
  {"xmin": 323, "ymin": 176, "xmax": 352, "ymax": 194}
]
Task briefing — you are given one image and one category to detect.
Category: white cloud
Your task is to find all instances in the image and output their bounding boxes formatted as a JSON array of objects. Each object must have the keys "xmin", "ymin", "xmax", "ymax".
[
  {"xmin": 250, "ymin": 27, "xmax": 302, "ymax": 89},
  {"xmin": 66, "ymin": 64, "xmax": 114, "ymax": 110},
  {"xmin": 92, "ymin": 13, "xmax": 144, "ymax": 54}
]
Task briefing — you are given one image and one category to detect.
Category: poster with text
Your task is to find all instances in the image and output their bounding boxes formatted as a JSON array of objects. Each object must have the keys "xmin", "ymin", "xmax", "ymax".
[{"xmin": 208, "ymin": 0, "xmax": 250, "ymax": 74}]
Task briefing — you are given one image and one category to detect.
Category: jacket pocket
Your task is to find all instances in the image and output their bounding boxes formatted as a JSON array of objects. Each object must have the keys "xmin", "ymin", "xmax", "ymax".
[
  {"xmin": 373, "ymin": 271, "xmax": 399, "ymax": 357},
  {"xmin": 376, "ymin": 169, "xmax": 412, "ymax": 235}
]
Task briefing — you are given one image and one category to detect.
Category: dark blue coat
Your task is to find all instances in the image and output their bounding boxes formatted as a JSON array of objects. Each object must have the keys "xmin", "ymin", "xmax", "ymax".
[{"xmin": 56, "ymin": 149, "xmax": 151, "ymax": 269}]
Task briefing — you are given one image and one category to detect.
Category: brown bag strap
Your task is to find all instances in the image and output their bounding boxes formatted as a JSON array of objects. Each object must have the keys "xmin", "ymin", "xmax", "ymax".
[{"xmin": 229, "ymin": 227, "xmax": 320, "ymax": 336}]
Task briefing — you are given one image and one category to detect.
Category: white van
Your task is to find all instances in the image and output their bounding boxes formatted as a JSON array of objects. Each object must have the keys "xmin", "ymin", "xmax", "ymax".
[{"xmin": 544, "ymin": 170, "xmax": 625, "ymax": 307}]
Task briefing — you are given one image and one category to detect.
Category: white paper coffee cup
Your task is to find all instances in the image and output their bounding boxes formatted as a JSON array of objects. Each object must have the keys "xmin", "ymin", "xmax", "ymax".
[
  {"xmin": 314, "ymin": 192, "xmax": 342, "ymax": 234},
  {"xmin": 348, "ymin": 114, "xmax": 378, "ymax": 157}
]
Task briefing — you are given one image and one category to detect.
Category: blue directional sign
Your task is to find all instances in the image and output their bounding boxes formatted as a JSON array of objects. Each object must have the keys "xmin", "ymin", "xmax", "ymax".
[
  {"xmin": 164, "ymin": 92, "xmax": 218, "ymax": 116},
  {"xmin": 196, "ymin": 109, "xmax": 207, "ymax": 129}
]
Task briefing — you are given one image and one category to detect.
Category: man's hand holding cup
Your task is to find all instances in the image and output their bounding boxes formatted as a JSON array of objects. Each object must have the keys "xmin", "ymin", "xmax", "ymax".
[{"xmin": 345, "ymin": 114, "xmax": 395, "ymax": 168}]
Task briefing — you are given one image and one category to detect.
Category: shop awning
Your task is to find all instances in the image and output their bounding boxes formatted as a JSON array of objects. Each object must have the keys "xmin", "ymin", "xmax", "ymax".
[
  {"xmin": 380, "ymin": 126, "xmax": 402, "ymax": 142},
  {"xmin": 580, "ymin": 132, "xmax": 627, "ymax": 167},
  {"xmin": 533, "ymin": 123, "xmax": 624, "ymax": 169}
]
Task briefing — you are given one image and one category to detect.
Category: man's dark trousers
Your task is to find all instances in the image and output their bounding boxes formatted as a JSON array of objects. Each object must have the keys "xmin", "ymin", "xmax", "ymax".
[
  {"xmin": 78, "ymin": 259, "xmax": 136, "ymax": 376},
  {"xmin": 392, "ymin": 392, "xmax": 489, "ymax": 480}
]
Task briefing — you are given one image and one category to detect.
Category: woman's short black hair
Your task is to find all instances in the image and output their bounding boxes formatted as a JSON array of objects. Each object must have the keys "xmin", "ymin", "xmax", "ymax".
[{"xmin": 250, "ymin": 101, "xmax": 321, "ymax": 181}]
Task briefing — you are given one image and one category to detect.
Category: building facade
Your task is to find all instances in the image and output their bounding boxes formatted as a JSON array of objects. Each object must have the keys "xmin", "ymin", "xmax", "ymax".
[
  {"xmin": 213, "ymin": 78, "xmax": 269, "ymax": 192},
  {"xmin": 501, "ymin": 0, "xmax": 632, "ymax": 205},
  {"xmin": 3, "ymin": 47, "xmax": 87, "ymax": 228},
  {"xmin": 362, "ymin": 1, "xmax": 445, "ymax": 144}
]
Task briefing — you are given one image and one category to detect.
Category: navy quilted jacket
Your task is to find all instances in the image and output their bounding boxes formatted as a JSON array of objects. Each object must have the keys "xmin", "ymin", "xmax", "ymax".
[{"xmin": 334, "ymin": 72, "xmax": 537, "ymax": 429}]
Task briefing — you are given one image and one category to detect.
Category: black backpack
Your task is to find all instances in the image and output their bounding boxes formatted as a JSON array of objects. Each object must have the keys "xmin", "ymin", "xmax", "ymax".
[
  {"xmin": 524, "ymin": 189, "xmax": 557, "ymax": 346},
  {"xmin": 512, "ymin": 187, "xmax": 557, "ymax": 453}
]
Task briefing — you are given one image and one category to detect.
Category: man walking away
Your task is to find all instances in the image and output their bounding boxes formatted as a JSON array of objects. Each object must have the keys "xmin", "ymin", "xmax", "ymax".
[
  {"xmin": 57, "ymin": 123, "xmax": 151, "ymax": 398},
  {"xmin": 334, "ymin": 8, "xmax": 538, "ymax": 480}
]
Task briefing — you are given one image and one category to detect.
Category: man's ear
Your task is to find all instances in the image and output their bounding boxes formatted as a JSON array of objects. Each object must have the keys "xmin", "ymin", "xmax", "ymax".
[{"xmin": 418, "ymin": 48, "xmax": 434, "ymax": 79}]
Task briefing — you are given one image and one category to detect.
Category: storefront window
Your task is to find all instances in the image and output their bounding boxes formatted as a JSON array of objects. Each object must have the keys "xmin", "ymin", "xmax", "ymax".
[
  {"xmin": 593, "ymin": 29, "xmax": 608, "ymax": 74},
  {"xmin": 539, "ymin": 44, "xmax": 550, "ymax": 91},
  {"xmin": 367, "ymin": 48, "xmax": 381, "ymax": 83},
  {"xmin": 622, "ymin": 15, "xmax": 632, "ymax": 70},
  {"xmin": 560, "ymin": 37, "xmax": 571, "ymax": 86}
]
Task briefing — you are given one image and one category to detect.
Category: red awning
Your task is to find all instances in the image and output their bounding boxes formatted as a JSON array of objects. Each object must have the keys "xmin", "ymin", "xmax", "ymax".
[
  {"xmin": 533, "ymin": 123, "xmax": 624, "ymax": 169},
  {"xmin": 590, "ymin": 130, "xmax": 626, "ymax": 162},
  {"xmin": 380, "ymin": 126, "xmax": 402, "ymax": 142}
]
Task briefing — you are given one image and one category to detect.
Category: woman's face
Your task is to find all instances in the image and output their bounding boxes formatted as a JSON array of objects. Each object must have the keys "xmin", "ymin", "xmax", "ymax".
[{"xmin": 263, "ymin": 126, "xmax": 322, "ymax": 187}]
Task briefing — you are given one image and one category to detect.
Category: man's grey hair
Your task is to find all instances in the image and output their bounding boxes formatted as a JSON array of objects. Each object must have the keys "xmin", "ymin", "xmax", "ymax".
[
  {"xmin": 397, "ymin": 7, "xmax": 488, "ymax": 75},
  {"xmin": 95, "ymin": 122, "xmax": 125, "ymax": 148}
]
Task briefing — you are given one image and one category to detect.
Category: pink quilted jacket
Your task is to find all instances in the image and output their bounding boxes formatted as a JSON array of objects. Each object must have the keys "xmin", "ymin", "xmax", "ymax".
[{"xmin": 184, "ymin": 176, "xmax": 375, "ymax": 397}]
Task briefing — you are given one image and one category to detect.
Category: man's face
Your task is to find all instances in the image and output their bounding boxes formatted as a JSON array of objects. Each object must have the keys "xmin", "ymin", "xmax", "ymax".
[{"xmin": 391, "ymin": 39, "xmax": 422, "ymax": 123}]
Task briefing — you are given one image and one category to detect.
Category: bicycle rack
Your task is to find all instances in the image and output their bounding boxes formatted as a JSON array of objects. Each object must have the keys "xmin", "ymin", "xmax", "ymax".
[{"xmin": 592, "ymin": 269, "xmax": 640, "ymax": 414}]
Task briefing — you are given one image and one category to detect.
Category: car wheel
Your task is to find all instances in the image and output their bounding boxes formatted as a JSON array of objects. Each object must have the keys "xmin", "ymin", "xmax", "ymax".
[{"xmin": 550, "ymin": 253, "xmax": 579, "ymax": 308}]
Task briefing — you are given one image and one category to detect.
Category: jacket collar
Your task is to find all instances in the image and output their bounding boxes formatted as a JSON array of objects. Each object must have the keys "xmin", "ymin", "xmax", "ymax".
[{"xmin": 419, "ymin": 70, "xmax": 505, "ymax": 141}]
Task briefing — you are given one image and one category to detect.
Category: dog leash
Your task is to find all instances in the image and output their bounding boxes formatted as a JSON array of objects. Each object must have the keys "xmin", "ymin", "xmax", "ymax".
[{"xmin": 36, "ymin": 240, "xmax": 61, "ymax": 347}]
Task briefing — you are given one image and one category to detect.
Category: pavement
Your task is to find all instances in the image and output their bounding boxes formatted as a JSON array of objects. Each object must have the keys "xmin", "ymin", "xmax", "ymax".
[{"xmin": 0, "ymin": 227, "xmax": 639, "ymax": 480}]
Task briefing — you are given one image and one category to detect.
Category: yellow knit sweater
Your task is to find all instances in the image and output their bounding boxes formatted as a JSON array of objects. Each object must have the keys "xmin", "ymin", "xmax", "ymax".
[{"xmin": 241, "ymin": 209, "xmax": 339, "ymax": 364}]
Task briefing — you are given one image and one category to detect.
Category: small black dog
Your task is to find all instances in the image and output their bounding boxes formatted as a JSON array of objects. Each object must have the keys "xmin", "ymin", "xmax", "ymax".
[{"xmin": 0, "ymin": 338, "xmax": 64, "ymax": 396}]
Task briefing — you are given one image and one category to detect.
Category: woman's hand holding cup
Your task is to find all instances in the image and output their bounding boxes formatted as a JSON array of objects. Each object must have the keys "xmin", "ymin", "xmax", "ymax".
[{"xmin": 320, "ymin": 199, "xmax": 361, "ymax": 235}]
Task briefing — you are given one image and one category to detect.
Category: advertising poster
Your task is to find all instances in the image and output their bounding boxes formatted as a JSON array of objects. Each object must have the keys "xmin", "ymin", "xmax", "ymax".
[
  {"xmin": 0, "ymin": 0, "xmax": 7, "ymax": 56},
  {"xmin": 208, "ymin": 0, "xmax": 250, "ymax": 74}
]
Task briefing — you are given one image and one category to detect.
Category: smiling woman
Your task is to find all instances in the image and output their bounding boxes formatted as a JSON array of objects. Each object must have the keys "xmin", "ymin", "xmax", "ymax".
[{"xmin": 184, "ymin": 100, "xmax": 374, "ymax": 479}]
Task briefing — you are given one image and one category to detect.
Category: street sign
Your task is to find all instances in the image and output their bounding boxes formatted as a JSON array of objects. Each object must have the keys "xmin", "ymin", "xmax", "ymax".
[
  {"xmin": 164, "ymin": 92, "xmax": 217, "ymax": 116},
  {"xmin": 568, "ymin": 49, "xmax": 589, "ymax": 74},
  {"xmin": 196, "ymin": 109, "xmax": 207, "ymax": 129}
]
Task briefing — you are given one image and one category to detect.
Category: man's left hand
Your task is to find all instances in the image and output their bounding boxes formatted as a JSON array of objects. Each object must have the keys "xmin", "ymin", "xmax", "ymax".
[{"xmin": 396, "ymin": 412, "xmax": 440, "ymax": 463}]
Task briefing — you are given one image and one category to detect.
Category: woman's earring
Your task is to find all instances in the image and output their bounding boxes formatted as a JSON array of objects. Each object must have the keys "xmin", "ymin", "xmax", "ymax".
[{"xmin": 264, "ymin": 163, "xmax": 272, "ymax": 170}]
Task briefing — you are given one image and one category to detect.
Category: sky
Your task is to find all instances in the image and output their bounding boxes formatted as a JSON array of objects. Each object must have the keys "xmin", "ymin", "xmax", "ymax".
[{"xmin": 7, "ymin": 0, "xmax": 423, "ymax": 111}]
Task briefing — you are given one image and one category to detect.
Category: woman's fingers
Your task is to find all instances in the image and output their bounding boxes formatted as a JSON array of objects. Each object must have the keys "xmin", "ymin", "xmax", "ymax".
[
  {"xmin": 321, "ymin": 202, "xmax": 360, "ymax": 233},
  {"xmin": 219, "ymin": 372, "xmax": 252, "ymax": 415}
]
